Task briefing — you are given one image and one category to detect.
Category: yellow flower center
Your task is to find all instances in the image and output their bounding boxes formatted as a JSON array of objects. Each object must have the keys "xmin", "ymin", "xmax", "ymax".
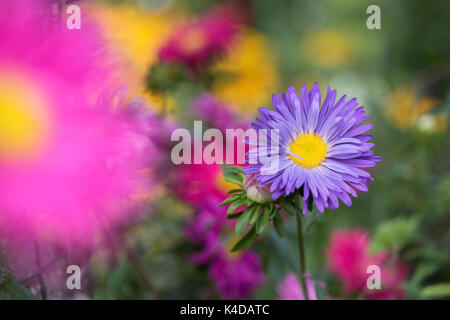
[
  {"xmin": 289, "ymin": 132, "xmax": 328, "ymax": 169},
  {"xmin": 0, "ymin": 72, "xmax": 49, "ymax": 159}
]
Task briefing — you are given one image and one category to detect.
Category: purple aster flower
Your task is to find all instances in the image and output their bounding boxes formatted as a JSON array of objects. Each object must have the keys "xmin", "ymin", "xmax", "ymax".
[{"xmin": 243, "ymin": 83, "xmax": 381, "ymax": 214}]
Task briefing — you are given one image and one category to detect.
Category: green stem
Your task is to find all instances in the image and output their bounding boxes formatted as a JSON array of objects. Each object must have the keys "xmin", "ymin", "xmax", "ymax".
[
  {"xmin": 295, "ymin": 206, "xmax": 309, "ymax": 300},
  {"xmin": 303, "ymin": 209, "xmax": 320, "ymax": 234}
]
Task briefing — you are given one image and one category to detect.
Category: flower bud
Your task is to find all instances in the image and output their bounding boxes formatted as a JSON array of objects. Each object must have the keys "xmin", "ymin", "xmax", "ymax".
[{"xmin": 244, "ymin": 174, "xmax": 272, "ymax": 203}]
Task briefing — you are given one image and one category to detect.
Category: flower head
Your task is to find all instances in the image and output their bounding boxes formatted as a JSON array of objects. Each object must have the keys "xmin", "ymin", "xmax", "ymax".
[
  {"xmin": 191, "ymin": 94, "xmax": 250, "ymax": 132},
  {"xmin": 173, "ymin": 163, "xmax": 234, "ymax": 208},
  {"xmin": 326, "ymin": 230, "xmax": 380, "ymax": 293},
  {"xmin": 243, "ymin": 174, "xmax": 272, "ymax": 204},
  {"xmin": 185, "ymin": 200, "xmax": 227, "ymax": 247},
  {"xmin": 277, "ymin": 273, "xmax": 326, "ymax": 300},
  {"xmin": 90, "ymin": 2, "xmax": 175, "ymax": 113},
  {"xmin": 208, "ymin": 248, "xmax": 265, "ymax": 299},
  {"xmin": 326, "ymin": 229, "xmax": 408, "ymax": 299},
  {"xmin": 158, "ymin": 5, "xmax": 242, "ymax": 71},
  {"xmin": 300, "ymin": 29, "xmax": 354, "ymax": 68},
  {"xmin": 0, "ymin": 0, "xmax": 162, "ymax": 251},
  {"xmin": 212, "ymin": 31, "xmax": 279, "ymax": 115},
  {"xmin": 386, "ymin": 85, "xmax": 444, "ymax": 131},
  {"xmin": 243, "ymin": 83, "xmax": 381, "ymax": 214}
]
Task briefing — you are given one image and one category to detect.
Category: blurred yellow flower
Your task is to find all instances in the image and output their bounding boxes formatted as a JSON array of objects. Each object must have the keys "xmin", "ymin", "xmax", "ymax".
[
  {"xmin": 212, "ymin": 31, "xmax": 279, "ymax": 115},
  {"xmin": 386, "ymin": 86, "xmax": 445, "ymax": 132},
  {"xmin": 215, "ymin": 172, "xmax": 238, "ymax": 194},
  {"xmin": 300, "ymin": 29, "xmax": 354, "ymax": 68},
  {"xmin": 89, "ymin": 3, "xmax": 177, "ymax": 112}
]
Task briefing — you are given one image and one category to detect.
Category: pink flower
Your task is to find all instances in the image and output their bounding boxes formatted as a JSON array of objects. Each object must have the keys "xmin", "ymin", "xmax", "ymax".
[
  {"xmin": 0, "ymin": 0, "xmax": 162, "ymax": 253},
  {"xmin": 208, "ymin": 248, "xmax": 265, "ymax": 299},
  {"xmin": 326, "ymin": 229, "xmax": 408, "ymax": 299},
  {"xmin": 191, "ymin": 94, "xmax": 250, "ymax": 132},
  {"xmin": 277, "ymin": 273, "xmax": 325, "ymax": 300},
  {"xmin": 158, "ymin": 5, "xmax": 242, "ymax": 71},
  {"xmin": 173, "ymin": 163, "xmax": 231, "ymax": 208},
  {"xmin": 365, "ymin": 254, "xmax": 408, "ymax": 300},
  {"xmin": 185, "ymin": 200, "xmax": 227, "ymax": 247}
]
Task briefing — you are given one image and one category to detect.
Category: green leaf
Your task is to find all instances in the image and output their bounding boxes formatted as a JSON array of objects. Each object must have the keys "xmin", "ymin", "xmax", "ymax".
[
  {"xmin": 219, "ymin": 194, "xmax": 240, "ymax": 207},
  {"xmin": 280, "ymin": 200, "xmax": 298, "ymax": 216},
  {"xmin": 421, "ymin": 283, "xmax": 450, "ymax": 299},
  {"xmin": 227, "ymin": 189, "xmax": 242, "ymax": 194},
  {"xmin": 411, "ymin": 263, "xmax": 439, "ymax": 285},
  {"xmin": 0, "ymin": 279, "xmax": 34, "ymax": 300},
  {"xmin": 273, "ymin": 212, "xmax": 285, "ymax": 237},
  {"xmin": 227, "ymin": 199, "xmax": 247, "ymax": 215},
  {"xmin": 256, "ymin": 205, "xmax": 270, "ymax": 234},
  {"xmin": 224, "ymin": 175, "xmax": 243, "ymax": 187},
  {"xmin": 235, "ymin": 208, "xmax": 252, "ymax": 234},
  {"xmin": 370, "ymin": 217, "xmax": 419, "ymax": 253},
  {"xmin": 231, "ymin": 226, "xmax": 257, "ymax": 252},
  {"xmin": 270, "ymin": 205, "xmax": 281, "ymax": 219},
  {"xmin": 248, "ymin": 205, "xmax": 260, "ymax": 225},
  {"xmin": 227, "ymin": 210, "xmax": 245, "ymax": 220},
  {"xmin": 221, "ymin": 165, "xmax": 243, "ymax": 178}
]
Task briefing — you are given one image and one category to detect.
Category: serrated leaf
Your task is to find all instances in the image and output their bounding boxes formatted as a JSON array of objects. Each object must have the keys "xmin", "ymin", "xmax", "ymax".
[
  {"xmin": 235, "ymin": 208, "xmax": 252, "ymax": 234},
  {"xmin": 231, "ymin": 226, "xmax": 257, "ymax": 252},
  {"xmin": 273, "ymin": 212, "xmax": 285, "ymax": 237},
  {"xmin": 227, "ymin": 199, "xmax": 247, "ymax": 215},
  {"xmin": 256, "ymin": 206, "xmax": 270, "ymax": 234}
]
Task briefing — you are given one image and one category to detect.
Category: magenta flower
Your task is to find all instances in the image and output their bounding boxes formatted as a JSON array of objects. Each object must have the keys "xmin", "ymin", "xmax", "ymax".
[
  {"xmin": 326, "ymin": 229, "xmax": 408, "ymax": 299},
  {"xmin": 185, "ymin": 201, "xmax": 227, "ymax": 247},
  {"xmin": 191, "ymin": 94, "xmax": 250, "ymax": 132},
  {"xmin": 0, "ymin": 0, "xmax": 162, "ymax": 252},
  {"xmin": 208, "ymin": 248, "xmax": 265, "ymax": 299},
  {"xmin": 158, "ymin": 5, "xmax": 242, "ymax": 71},
  {"xmin": 173, "ymin": 163, "xmax": 231, "ymax": 208}
]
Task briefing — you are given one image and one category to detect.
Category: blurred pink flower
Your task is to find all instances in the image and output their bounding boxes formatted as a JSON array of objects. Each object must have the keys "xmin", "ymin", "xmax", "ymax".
[
  {"xmin": 173, "ymin": 163, "xmax": 231, "ymax": 208},
  {"xmin": 0, "ymin": 0, "xmax": 162, "ymax": 253},
  {"xmin": 208, "ymin": 248, "xmax": 265, "ymax": 300},
  {"xmin": 277, "ymin": 273, "xmax": 325, "ymax": 300},
  {"xmin": 185, "ymin": 200, "xmax": 227, "ymax": 247},
  {"xmin": 158, "ymin": 5, "xmax": 242, "ymax": 71},
  {"xmin": 326, "ymin": 229, "xmax": 408, "ymax": 300},
  {"xmin": 191, "ymin": 94, "xmax": 250, "ymax": 132}
]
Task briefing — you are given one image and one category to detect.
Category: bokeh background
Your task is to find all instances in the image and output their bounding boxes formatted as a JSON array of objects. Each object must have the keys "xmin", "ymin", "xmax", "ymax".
[{"xmin": 0, "ymin": 0, "xmax": 449, "ymax": 300}]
